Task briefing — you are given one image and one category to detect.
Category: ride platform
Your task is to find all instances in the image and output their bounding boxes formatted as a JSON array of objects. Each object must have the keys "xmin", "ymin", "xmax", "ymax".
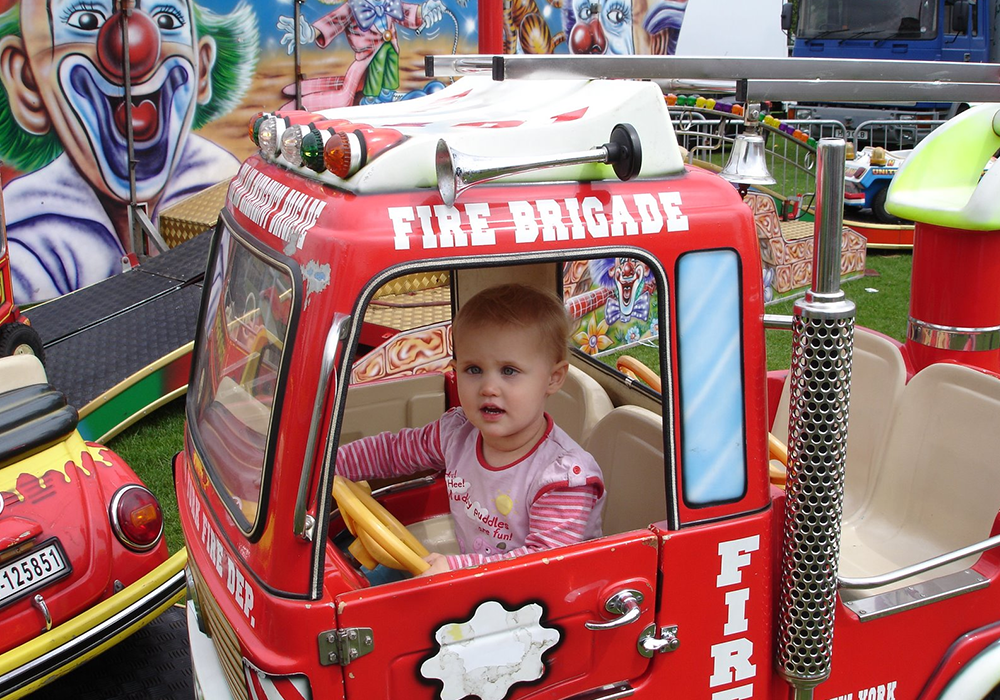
[{"xmin": 24, "ymin": 232, "xmax": 211, "ymax": 442}]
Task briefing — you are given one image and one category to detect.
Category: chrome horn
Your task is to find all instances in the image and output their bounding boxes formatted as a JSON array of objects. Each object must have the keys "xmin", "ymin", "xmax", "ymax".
[{"xmin": 436, "ymin": 123, "xmax": 642, "ymax": 206}]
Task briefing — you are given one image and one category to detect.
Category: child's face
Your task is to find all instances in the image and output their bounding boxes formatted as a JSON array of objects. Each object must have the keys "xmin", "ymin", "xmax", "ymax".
[{"xmin": 455, "ymin": 323, "xmax": 568, "ymax": 459}]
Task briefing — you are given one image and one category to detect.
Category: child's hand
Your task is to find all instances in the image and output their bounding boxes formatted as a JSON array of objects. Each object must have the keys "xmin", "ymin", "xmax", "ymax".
[{"xmin": 417, "ymin": 552, "xmax": 451, "ymax": 578}]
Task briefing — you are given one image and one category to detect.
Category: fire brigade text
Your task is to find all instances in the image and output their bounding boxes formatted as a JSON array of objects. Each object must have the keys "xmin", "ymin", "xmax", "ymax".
[
  {"xmin": 712, "ymin": 535, "xmax": 760, "ymax": 699},
  {"xmin": 185, "ymin": 478, "xmax": 256, "ymax": 628},
  {"xmin": 388, "ymin": 193, "xmax": 689, "ymax": 251}
]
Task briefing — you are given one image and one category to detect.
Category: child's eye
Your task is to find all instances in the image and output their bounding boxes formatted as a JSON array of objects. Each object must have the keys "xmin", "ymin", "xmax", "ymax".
[
  {"xmin": 465, "ymin": 366, "xmax": 481, "ymax": 375},
  {"xmin": 501, "ymin": 366, "xmax": 518, "ymax": 376}
]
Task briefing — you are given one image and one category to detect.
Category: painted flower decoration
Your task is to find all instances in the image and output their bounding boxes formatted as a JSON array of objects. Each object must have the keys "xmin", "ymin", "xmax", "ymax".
[
  {"xmin": 625, "ymin": 325, "xmax": 641, "ymax": 344},
  {"xmin": 574, "ymin": 318, "xmax": 613, "ymax": 355}
]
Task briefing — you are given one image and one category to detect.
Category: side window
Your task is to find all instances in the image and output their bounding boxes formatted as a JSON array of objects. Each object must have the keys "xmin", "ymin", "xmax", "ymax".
[
  {"xmin": 676, "ymin": 249, "xmax": 747, "ymax": 506},
  {"xmin": 564, "ymin": 257, "xmax": 662, "ymax": 387}
]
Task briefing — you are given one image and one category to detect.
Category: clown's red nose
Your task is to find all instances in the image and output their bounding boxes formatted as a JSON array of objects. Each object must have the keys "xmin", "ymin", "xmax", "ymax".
[
  {"xmin": 569, "ymin": 19, "xmax": 607, "ymax": 54},
  {"xmin": 96, "ymin": 11, "xmax": 161, "ymax": 81}
]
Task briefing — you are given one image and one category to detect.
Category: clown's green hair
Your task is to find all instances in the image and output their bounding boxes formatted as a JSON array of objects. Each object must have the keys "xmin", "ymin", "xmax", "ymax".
[
  {"xmin": 0, "ymin": 1, "xmax": 259, "ymax": 172},
  {"xmin": 193, "ymin": 1, "xmax": 259, "ymax": 130},
  {"xmin": 0, "ymin": 4, "xmax": 62, "ymax": 172}
]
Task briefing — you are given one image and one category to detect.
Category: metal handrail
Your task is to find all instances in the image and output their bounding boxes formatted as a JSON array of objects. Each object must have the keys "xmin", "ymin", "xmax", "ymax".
[
  {"xmin": 838, "ymin": 533, "xmax": 1000, "ymax": 590},
  {"xmin": 425, "ymin": 55, "xmax": 1000, "ymax": 103},
  {"xmin": 293, "ymin": 314, "xmax": 349, "ymax": 540}
]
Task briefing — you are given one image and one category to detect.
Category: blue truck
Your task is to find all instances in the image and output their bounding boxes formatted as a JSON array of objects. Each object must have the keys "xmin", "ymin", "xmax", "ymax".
[{"xmin": 785, "ymin": 0, "xmax": 998, "ymax": 138}]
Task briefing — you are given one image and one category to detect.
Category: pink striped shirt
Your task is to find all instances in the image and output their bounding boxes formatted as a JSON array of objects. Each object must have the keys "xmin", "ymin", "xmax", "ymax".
[{"xmin": 336, "ymin": 409, "xmax": 605, "ymax": 570}]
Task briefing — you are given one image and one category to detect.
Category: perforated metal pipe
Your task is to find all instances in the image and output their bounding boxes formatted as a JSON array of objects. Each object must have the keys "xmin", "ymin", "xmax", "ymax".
[{"xmin": 775, "ymin": 139, "xmax": 855, "ymax": 700}]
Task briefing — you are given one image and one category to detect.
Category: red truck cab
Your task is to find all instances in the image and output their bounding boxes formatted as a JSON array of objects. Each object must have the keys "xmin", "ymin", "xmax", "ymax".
[{"xmin": 174, "ymin": 77, "xmax": 1000, "ymax": 700}]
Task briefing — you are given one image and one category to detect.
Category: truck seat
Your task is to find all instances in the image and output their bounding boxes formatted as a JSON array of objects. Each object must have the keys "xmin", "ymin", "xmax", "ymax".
[
  {"xmin": 585, "ymin": 405, "xmax": 666, "ymax": 535},
  {"xmin": 547, "ymin": 365, "xmax": 614, "ymax": 446},
  {"xmin": 772, "ymin": 328, "xmax": 905, "ymax": 523},
  {"xmin": 839, "ymin": 362, "xmax": 1000, "ymax": 586}
]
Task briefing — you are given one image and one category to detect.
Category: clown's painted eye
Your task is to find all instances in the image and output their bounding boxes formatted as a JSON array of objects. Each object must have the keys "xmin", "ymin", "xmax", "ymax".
[
  {"xmin": 604, "ymin": 1, "xmax": 630, "ymax": 25},
  {"xmin": 153, "ymin": 7, "xmax": 185, "ymax": 30},
  {"xmin": 65, "ymin": 9, "xmax": 106, "ymax": 31}
]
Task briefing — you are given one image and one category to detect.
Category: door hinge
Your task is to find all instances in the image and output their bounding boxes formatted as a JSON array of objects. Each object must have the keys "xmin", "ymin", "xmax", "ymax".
[
  {"xmin": 637, "ymin": 624, "xmax": 679, "ymax": 657},
  {"xmin": 318, "ymin": 627, "xmax": 374, "ymax": 666}
]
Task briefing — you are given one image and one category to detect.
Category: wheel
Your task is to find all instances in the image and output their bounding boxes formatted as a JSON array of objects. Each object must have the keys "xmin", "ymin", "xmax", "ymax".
[
  {"xmin": 333, "ymin": 476, "xmax": 430, "ymax": 575},
  {"xmin": 0, "ymin": 322, "xmax": 45, "ymax": 363},
  {"xmin": 871, "ymin": 186, "xmax": 902, "ymax": 224}
]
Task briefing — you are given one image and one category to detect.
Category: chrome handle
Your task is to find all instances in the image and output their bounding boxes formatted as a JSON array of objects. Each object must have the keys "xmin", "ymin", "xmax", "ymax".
[{"xmin": 585, "ymin": 589, "xmax": 644, "ymax": 631}]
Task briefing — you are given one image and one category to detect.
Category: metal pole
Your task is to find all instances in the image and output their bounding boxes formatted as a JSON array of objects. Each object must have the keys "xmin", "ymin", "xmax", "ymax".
[
  {"xmin": 119, "ymin": 0, "xmax": 142, "ymax": 257},
  {"xmin": 294, "ymin": 0, "xmax": 304, "ymax": 110},
  {"xmin": 775, "ymin": 139, "xmax": 855, "ymax": 700}
]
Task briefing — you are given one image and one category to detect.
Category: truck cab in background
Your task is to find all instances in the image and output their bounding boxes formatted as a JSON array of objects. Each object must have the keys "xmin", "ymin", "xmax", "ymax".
[{"xmin": 784, "ymin": 0, "xmax": 997, "ymax": 136}]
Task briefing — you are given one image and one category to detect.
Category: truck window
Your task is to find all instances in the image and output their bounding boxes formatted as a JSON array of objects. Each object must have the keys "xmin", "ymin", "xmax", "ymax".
[
  {"xmin": 676, "ymin": 249, "xmax": 747, "ymax": 506},
  {"xmin": 189, "ymin": 222, "xmax": 295, "ymax": 533},
  {"xmin": 798, "ymin": 0, "xmax": 936, "ymax": 39}
]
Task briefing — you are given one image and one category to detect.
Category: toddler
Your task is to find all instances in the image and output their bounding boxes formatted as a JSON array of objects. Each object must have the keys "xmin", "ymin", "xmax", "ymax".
[{"xmin": 336, "ymin": 283, "xmax": 605, "ymax": 578}]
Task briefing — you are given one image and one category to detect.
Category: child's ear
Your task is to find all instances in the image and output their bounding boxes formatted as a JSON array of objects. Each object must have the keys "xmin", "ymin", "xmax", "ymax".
[{"xmin": 546, "ymin": 360, "xmax": 569, "ymax": 395}]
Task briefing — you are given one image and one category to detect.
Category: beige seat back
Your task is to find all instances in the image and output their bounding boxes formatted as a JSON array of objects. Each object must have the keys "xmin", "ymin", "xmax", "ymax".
[
  {"xmin": 772, "ymin": 328, "xmax": 906, "ymax": 521},
  {"xmin": 0, "ymin": 354, "xmax": 47, "ymax": 394},
  {"xmin": 840, "ymin": 363, "xmax": 1000, "ymax": 582},
  {"xmin": 585, "ymin": 405, "xmax": 666, "ymax": 535},
  {"xmin": 546, "ymin": 365, "xmax": 614, "ymax": 446},
  {"xmin": 341, "ymin": 374, "xmax": 446, "ymax": 443}
]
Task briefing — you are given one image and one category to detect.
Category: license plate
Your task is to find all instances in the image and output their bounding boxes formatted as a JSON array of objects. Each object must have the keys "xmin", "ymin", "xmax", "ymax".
[{"xmin": 0, "ymin": 540, "xmax": 70, "ymax": 608}]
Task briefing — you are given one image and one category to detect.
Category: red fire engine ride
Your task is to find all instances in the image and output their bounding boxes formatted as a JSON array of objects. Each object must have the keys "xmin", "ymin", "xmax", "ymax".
[{"xmin": 175, "ymin": 55, "xmax": 1000, "ymax": 700}]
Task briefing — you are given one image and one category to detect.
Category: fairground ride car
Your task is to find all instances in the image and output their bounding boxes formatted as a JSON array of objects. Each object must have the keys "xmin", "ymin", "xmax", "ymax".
[
  {"xmin": 843, "ymin": 146, "xmax": 911, "ymax": 224},
  {"xmin": 0, "ymin": 354, "xmax": 185, "ymax": 699},
  {"xmin": 0, "ymin": 172, "xmax": 44, "ymax": 361},
  {"xmin": 176, "ymin": 59, "xmax": 1000, "ymax": 700}
]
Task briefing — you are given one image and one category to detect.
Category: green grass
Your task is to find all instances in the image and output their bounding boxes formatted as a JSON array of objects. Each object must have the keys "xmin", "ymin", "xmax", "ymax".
[
  {"xmin": 116, "ymin": 252, "xmax": 912, "ymax": 554},
  {"xmin": 765, "ymin": 251, "xmax": 912, "ymax": 370}
]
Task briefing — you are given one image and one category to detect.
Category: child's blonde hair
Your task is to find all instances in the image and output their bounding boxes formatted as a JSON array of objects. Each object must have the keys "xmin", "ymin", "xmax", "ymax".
[{"xmin": 454, "ymin": 284, "xmax": 569, "ymax": 363}]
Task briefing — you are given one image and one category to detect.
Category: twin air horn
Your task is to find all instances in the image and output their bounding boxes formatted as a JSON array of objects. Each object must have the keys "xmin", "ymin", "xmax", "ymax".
[{"xmin": 435, "ymin": 123, "xmax": 642, "ymax": 207}]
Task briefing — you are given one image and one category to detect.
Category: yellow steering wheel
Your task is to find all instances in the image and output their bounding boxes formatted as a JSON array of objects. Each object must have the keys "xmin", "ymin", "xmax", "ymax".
[
  {"xmin": 333, "ymin": 476, "xmax": 430, "ymax": 575},
  {"xmin": 616, "ymin": 355, "xmax": 789, "ymax": 488}
]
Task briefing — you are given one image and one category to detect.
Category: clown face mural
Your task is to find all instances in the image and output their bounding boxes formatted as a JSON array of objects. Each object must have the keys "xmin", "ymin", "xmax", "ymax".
[
  {"xmin": 565, "ymin": 0, "xmax": 635, "ymax": 54},
  {"xmin": 0, "ymin": 0, "xmax": 257, "ymax": 302}
]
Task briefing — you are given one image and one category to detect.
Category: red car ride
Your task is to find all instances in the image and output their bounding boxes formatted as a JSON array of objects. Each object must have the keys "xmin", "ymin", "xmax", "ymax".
[{"xmin": 0, "ymin": 353, "xmax": 185, "ymax": 699}]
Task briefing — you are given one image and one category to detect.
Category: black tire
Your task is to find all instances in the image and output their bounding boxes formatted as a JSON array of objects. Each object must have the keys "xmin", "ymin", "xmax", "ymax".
[
  {"xmin": 871, "ymin": 186, "xmax": 902, "ymax": 224},
  {"xmin": 0, "ymin": 322, "xmax": 45, "ymax": 364}
]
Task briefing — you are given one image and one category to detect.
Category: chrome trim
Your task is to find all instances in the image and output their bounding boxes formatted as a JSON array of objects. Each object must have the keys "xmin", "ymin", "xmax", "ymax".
[
  {"xmin": 839, "ymin": 532, "xmax": 1000, "ymax": 590},
  {"xmin": 33, "ymin": 594, "xmax": 51, "ymax": 631},
  {"xmin": 585, "ymin": 589, "xmax": 643, "ymax": 631},
  {"xmin": 813, "ymin": 140, "xmax": 846, "ymax": 298},
  {"xmin": 109, "ymin": 485, "xmax": 164, "ymax": 552},
  {"xmin": 0, "ymin": 568, "xmax": 185, "ymax": 697},
  {"xmin": 842, "ymin": 570, "xmax": 988, "ymax": 621},
  {"xmin": 427, "ymin": 54, "xmax": 999, "ymax": 83},
  {"xmin": 764, "ymin": 314, "xmax": 795, "ymax": 331},
  {"xmin": 562, "ymin": 682, "xmax": 635, "ymax": 700},
  {"xmin": 907, "ymin": 317, "xmax": 1000, "ymax": 352},
  {"xmin": 294, "ymin": 315, "xmax": 349, "ymax": 540},
  {"xmin": 776, "ymin": 139, "xmax": 856, "ymax": 698}
]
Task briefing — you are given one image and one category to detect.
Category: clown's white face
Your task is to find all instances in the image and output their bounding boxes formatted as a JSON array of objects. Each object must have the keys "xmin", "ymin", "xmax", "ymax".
[
  {"xmin": 8, "ymin": 0, "xmax": 213, "ymax": 202},
  {"xmin": 568, "ymin": 0, "xmax": 634, "ymax": 55}
]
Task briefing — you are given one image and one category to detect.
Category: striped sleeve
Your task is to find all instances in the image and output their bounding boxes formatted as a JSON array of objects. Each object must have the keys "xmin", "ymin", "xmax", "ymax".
[
  {"xmin": 446, "ymin": 484, "xmax": 601, "ymax": 570},
  {"xmin": 335, "ymin": 420, "xmax": 446, "ymax": 481}
]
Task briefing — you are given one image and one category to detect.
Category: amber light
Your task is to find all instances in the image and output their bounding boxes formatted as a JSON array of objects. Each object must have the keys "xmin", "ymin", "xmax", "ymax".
[
  {"xmin": 248, "ymin": 111, "xmax": 266, "ymax": 143},
  {"xmin": 111, "ymin": 485, "xmax": 163, "ymax": 552},
  {"xmin": 323, "ymin": 130, "xmax": 367, "ymax": 179}
]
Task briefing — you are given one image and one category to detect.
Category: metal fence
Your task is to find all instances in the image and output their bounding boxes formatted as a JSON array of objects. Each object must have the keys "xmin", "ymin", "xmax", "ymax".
[{"xmin": 669, "ymin": 108, "xmax": 949, "ymax": 212}]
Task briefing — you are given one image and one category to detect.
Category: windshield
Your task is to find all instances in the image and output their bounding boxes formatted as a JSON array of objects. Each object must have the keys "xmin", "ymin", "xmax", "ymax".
[
  {"xmin": 798, "ymin": 0, "xmax": 936, "ymax": 40},
  {"xmin": 190, "ymin": 220, "xmax": 295, "ymax": 533}
]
